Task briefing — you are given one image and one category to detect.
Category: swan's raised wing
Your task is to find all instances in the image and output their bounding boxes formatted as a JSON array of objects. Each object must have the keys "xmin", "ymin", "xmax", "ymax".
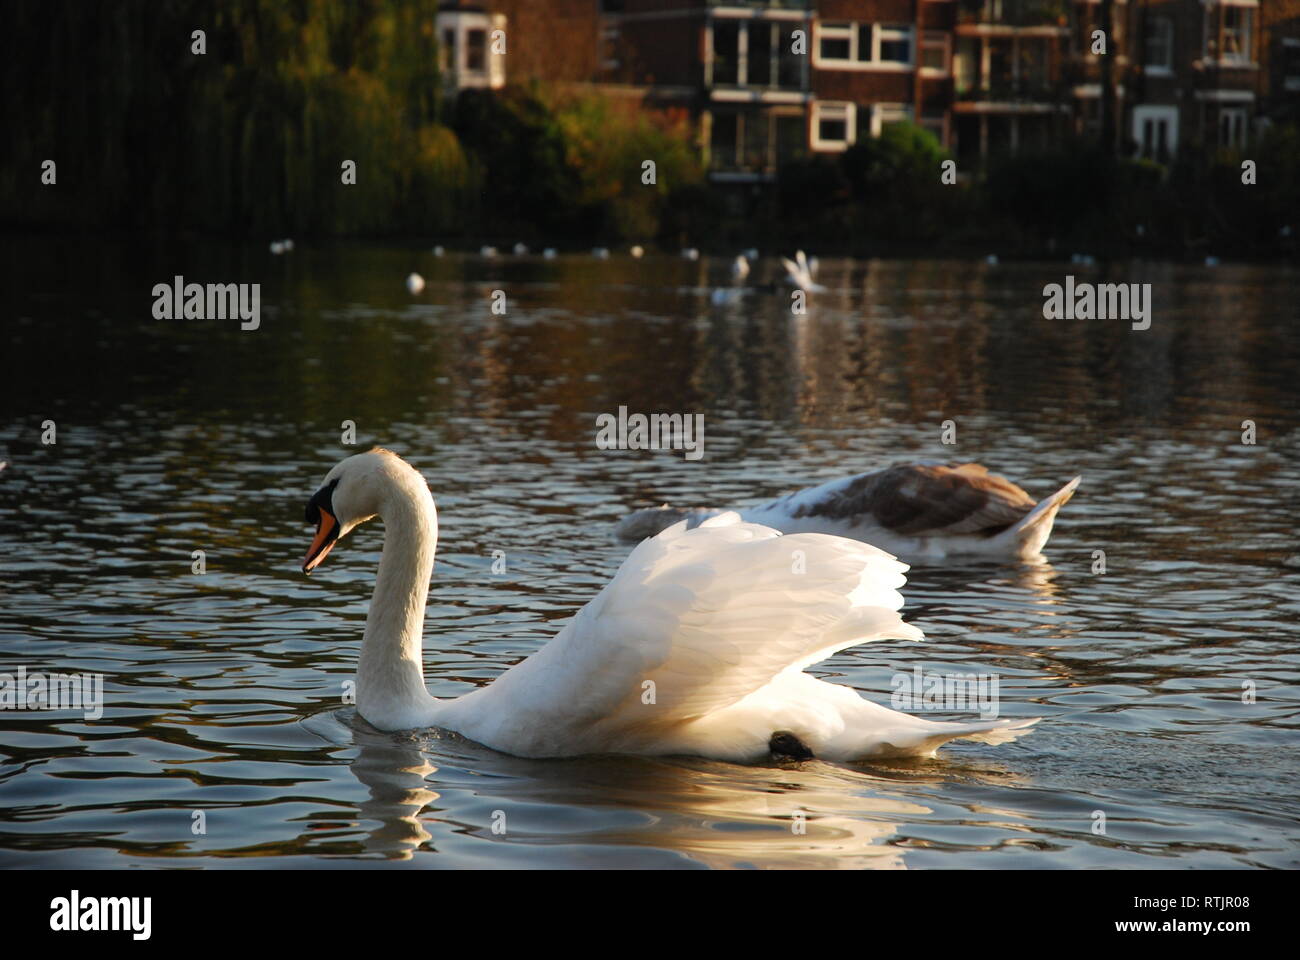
[{"xmin": 453, "ymin": 514, "xmax": 922, "ymax": 756}]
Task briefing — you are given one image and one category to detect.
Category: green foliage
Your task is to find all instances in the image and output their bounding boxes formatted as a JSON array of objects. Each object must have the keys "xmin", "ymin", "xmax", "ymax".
[
  {"xmin": 981, "ymin": 129, "xmax": 1300, "ymax": 257},
  {"xmin": 775, "ymin": 122, "xmax": 959, "ymax": 252},
  {"xmin": 450, "ymin": 85, "xmax": 703, "ymax": 243},
  {"xmin": 550, "ymin": 92, "xmax": 703, "ymax": 241}
]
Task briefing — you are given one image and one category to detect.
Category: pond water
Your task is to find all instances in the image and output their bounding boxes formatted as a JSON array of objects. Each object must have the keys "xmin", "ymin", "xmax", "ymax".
[{"xmin": 2, "ymin": 238, "xmax": 1298, "ymax": 868}]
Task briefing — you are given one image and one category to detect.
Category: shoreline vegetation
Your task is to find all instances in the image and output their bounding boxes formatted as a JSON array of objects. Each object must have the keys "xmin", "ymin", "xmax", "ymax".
[{"xmin": 5, "ymin": 1, "xmax": 1298, "ymax": 261}]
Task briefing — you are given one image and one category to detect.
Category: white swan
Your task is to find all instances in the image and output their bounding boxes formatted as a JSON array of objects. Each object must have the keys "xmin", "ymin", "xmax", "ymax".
[
  {"xmin": 616, "ymin": 463, "xmax": 1081, "ymax": 563},
  {"xmin": 781, "ymin": 250, "xmax": 825, "ymax": 292},
  {"xmin": 302, "ymin": 449, "xmax": 1039, "ymax": 760}
]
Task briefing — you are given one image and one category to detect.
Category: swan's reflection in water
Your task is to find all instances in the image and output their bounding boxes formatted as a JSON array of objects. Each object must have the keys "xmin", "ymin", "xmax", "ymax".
[
  {"xmin": 348, "ymin": 735, "xmax": 439, "ymax": 860},
  {"xmin": 336, "ymin": 714, "xmax": 1046, "ymax": 869}
]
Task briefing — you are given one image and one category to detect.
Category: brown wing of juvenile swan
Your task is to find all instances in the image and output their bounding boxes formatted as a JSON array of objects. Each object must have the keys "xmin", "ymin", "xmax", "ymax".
[{"xmin": 790, "ymin": 463, "xmax": 1037, "ymax": 537}]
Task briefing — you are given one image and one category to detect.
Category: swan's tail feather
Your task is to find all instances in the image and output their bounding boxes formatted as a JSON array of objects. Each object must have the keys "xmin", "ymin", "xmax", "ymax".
[
  {"xmin": 916, "ymin": 716, "xmax": 1040, "ymax": 754},
  {"xmin": 1005, "ymin": 476, "xmax": 1080, "ymax": 556}
]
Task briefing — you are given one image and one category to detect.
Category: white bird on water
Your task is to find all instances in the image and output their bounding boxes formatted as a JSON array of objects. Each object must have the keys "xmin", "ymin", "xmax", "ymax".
[
  {"xmin": 405, "ymin": 273, "xmax": 425, "ymax": 294},
  {"xmin": 781, "ymin": 250, "xmax": 825, "ymax": 292},
  {"xmin": 300, "ymin": 449, "xmax": 1039, "ymax": 760},
  {"xmin": 616, "ymin": 462, "xmax": 1081, "ymax": 564}
]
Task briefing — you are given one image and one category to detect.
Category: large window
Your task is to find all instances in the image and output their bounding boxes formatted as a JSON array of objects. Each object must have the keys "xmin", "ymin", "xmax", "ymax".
[
  {"xmin": 710, "ymin": 18, "xmax": 804, "ymax": 88},
  {"xmin": 816, "ymin": 21, "xmax": 913, "ymax": 67},
  {"xmin": 710, "ymin": 109, "xmax": 806, "ymax": 173},
  {"xmin": 1145, "ymin": 17, "xmax": 1173, "ymax": 73},
  {"xmin": 1205, "ymin": 2, "xmax": 1254, "ymax": 65},
  {"xmin": 1222, "ymin": 6, "xmax": 1252, "ymax": 62}
]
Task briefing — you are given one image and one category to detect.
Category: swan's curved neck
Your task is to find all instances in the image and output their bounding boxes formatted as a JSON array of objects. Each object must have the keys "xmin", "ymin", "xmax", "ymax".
[{"xmin": 355, "ymin": 476, "xmax": 440, "ymax": 730}]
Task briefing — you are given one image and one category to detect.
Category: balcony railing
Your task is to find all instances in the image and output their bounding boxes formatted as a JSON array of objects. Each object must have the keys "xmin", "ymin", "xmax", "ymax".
[
  {"xmin": 956, "ymin": 79, "xmax": 1061, "ymax": 103},
  {"xmin": 706, "ymin": 0, "xmax": 811, "ymax": 8},
  {"xmin": 956, "ymin": 0, "xmax": 1068, "ymax": 28}
]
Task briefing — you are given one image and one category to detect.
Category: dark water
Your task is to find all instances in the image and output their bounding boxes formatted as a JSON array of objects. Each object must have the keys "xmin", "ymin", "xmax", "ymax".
[{"xmin": 2, "ymin": 238, "xmax": 1298, "ymax": 868}]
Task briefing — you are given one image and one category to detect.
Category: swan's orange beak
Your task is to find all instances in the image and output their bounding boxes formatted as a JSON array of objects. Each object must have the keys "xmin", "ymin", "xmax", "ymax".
[{"xmin": 303, "ymin": 511, "xmax": 338, "ymax": 574}]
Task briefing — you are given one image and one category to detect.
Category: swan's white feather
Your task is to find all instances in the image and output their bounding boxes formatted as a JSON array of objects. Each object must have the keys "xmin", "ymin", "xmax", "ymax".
[{"xmin": 440, "ymin": 513, "xmax": 1032, "ymax": 761}]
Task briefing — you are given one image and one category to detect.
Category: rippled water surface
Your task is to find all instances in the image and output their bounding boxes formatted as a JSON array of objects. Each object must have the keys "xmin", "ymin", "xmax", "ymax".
[{"xmin": 2, "ymin": 238, "xmax": 1298, "ymax": 868}]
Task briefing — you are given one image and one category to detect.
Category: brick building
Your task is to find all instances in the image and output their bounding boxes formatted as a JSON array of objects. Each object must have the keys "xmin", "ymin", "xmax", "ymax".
[{"xmin": 439, "ymin": 0, "xmax": 1300, "ymax": 176}]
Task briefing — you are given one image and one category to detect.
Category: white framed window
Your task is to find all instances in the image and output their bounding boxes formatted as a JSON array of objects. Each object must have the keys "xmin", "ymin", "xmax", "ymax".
[
  {"xmin": 811, "ymin": 101, "xmax": 854, "ymax": 151},
  {"xmin": 1145, "ymin": 17, "xmax": 1173, "ymax": 74},
  {"xmin": 1205, "ymin": 1, "xmax": 1255, "ymax": 65},
  {"xmin": 920, "ymin": 31, "xmax": 950, "ymax": 75},
  {"xmin": 818, "ymin": 22, "xmax": 854, "ymax": 63},
  {"xmin": 1132, "ymin": 105, "xmax": 1178, "ymax": 161},
  {"xmin": 437, "ymin": 11, "xmax": 505, "ymax": 90},
  {"xmin": 1219, "ymin": 106, "xmax": 1248, "ymax": 147},
  {"xmin": 814, "ymin": 21, "xmax": 913, "ymax": 68},
  {"xmin": 877, "ymin": 25, "xmax": 913, "ymax": 65}
]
